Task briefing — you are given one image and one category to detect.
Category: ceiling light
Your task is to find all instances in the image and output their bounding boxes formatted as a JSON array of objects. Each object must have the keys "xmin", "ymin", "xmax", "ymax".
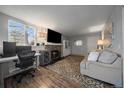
[{"xmin": 88, "ymin": 24, "xmax": 105, "ymax": 32}]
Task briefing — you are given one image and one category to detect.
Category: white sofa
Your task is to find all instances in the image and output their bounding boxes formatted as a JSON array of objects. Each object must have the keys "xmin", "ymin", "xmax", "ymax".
[{"xmin": 80, "ymin": 50, "xmax": 123, "ymax": 87}]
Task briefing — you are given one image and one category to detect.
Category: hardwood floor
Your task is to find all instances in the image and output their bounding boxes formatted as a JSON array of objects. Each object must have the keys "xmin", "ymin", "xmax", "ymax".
[
  {"xmin": 5, "ymin": 55, "xmax": 113, "ymax": 88},
  {"xmin": 9, "ymin": 67, "xmax": 81, "ymax": 88}
]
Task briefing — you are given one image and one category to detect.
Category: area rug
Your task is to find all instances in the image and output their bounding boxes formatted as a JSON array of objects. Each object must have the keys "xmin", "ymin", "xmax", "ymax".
[{"xmin": 46, "ymin": 55, "xmax": 114, "ymax": 88}]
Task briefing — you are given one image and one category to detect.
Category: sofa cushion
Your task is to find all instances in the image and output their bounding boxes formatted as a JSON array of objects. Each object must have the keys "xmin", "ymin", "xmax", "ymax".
[
  {"xmin": 98, "ymin": 50, "xmax": 118, "ymax": 64},
  {"xmin": 87, "ymin": 52, "xmax": 100, "ymax": 61}
]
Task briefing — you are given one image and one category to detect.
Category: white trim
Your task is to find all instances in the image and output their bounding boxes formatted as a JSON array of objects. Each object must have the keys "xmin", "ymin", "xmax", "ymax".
[
  {"xmin": 45, "ymin": 42, "xmax": 63, "ymax": 46},
  {"xmin": 122, "ymin": 7, "xmax": 124, "ymax": 88}
]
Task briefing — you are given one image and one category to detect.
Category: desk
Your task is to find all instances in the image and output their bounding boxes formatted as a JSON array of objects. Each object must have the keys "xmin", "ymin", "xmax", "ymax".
[
  {"xmin": 0, "ymin": 56, "xmax": 18, "ymax": 63},
  {"xmin": 0, "ymin": 52, "xmax": 40, "ymax": 88}
]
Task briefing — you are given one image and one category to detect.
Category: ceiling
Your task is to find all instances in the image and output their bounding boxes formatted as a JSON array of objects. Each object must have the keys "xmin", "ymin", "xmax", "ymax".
[{"xmin": 0, "ymin": 5, "xmax": 114, "ymax": 36}]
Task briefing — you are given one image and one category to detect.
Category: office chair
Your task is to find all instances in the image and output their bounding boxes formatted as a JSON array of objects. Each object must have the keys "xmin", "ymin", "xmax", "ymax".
[{"xmin": 14, "ymin": 50, "xmax": 36, "ymax": 83}]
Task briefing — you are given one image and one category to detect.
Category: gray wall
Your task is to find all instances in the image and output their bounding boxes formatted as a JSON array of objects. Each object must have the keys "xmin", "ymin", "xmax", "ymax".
[
  {"xmin": 0, "ymin": 12, "xmax": 37, "ymax": 53},
  {"xmin": 110, "ymin": 6, "xmax": 122, "ymax": 54},
  {"xmin": 69, "ymin": 33, "xmax": 100, "ymax": 56},
  {"xmin": 122, "ymin": 7, "xmax": 124, "ymax": 88}
]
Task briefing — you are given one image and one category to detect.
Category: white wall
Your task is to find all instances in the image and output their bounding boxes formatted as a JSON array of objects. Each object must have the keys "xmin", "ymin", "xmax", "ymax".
[
  {"xmin": 62, "ymin": 36, "xmax": 71, "ymax": 57},
  {"xmin": 69, "ymin": 36, "xmax": 87, "ymax": 56},
  {"xmin": 86, "ymin": 33, "xmax": 100, "ymax": 53},
  {"xmin": 69, "ymin": 32, "xmax": 100, "ymax": 56},
  {"xmin": 0, "ymin": 12, "xmax": 37, "ymax": 54}
]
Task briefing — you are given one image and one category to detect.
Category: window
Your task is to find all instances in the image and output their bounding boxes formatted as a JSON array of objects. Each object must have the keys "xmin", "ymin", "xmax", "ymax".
[
  {"xmin": 8, "ymin": 20, "xmax": 36, "ymax": 45},
  {"xmin": 25, "ymin": 25, "xmax": 36, "ymax": 45},
  {"xmin": 74, "ymin": 40, "xmax": 83, "ymax": 46},
  {"xmin": 8, "ymin": 20, "xmax": 25, "ymax": 45}
]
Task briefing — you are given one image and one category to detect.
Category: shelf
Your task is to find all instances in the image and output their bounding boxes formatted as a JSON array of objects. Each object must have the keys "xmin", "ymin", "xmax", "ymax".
[{"xmin": 45, "ymin": 42, "xmax": 63, "ymax": 46}]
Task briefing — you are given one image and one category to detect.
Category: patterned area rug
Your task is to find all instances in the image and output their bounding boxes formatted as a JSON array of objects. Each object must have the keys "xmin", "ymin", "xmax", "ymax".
[{"xmin": 46, "ymin": 55, "xmax": 114, "ymax": 88}]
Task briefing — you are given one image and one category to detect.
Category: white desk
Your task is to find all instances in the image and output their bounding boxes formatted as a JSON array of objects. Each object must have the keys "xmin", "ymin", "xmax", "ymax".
[
  {"xmin": 0, "ymin": 52, "xmax": 40, "ymax": 88},
  {"xmin": 0, "ymin": 52, "xmax": 40, "ymax": 63},
  {"xmin": 0, "ymin": 56, "xmax": 18, "ymax": 63}
]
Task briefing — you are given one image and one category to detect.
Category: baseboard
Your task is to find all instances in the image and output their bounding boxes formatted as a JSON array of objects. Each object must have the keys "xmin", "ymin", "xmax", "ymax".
[
  {"xmin": 62, "ymin": 55, "xmax": 71, "ymax": 58},
  {"xmin": 71, "ymin": 54, "xmax": 84, "ymax": 57}
]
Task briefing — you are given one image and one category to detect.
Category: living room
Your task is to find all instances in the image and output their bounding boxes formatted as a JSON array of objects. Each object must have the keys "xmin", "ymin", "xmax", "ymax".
[{"xmin": 0, "ymin": 5, "xmax": 123, "ymax": 89}]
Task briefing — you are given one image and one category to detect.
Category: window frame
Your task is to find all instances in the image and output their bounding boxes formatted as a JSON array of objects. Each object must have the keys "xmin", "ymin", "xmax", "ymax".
[
  {"xmin": 74, "ymin": 40, "xmax": 83, "ymax": 46},
  {"xmin": 8, "ymin": 19, "xmax": 36, "ymax": 46}
]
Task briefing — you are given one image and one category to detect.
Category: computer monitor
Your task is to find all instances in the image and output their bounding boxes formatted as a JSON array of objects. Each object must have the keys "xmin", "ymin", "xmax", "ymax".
[{"xmin": 3, "ymin": 41, "xmax": 16, "ymax": 57}]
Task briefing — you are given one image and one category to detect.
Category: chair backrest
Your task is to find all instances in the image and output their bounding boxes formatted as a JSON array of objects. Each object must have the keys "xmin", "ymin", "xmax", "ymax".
[
  {"xmin": 17, "ymin": 51, "xmax": 36, "ymax": 69},
  {"xmin": 16, "ymin": 46, "xmax": 32, "ymax": 54}
]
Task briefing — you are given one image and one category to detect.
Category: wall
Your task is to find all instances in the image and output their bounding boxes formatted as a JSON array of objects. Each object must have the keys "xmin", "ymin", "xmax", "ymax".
[
  {"xmin": 0, "ymin": 13, "xmax": 8, "ymax": 53},
  {"xmin": 69, "ymin": 35, "xmax": 87, "ymax": 56},
  {"xmin": 86, "ymin": 33, "xmax": 100, "ymax": 53},
  {"xmin": 108, "ymin": 6, "xmax": 123, "ymax": 87},
  {"xmin": 110, "ymin": 6, "xmax": 122, "ymax": 54},
  {"xmin": 69, "ymin": 32, "xmax": 100, "ymax": 56},
  {"xmin": 62, "ymin": 36, "xmax": 71, "ymax": 57},
  {"xmin": 0, "ymin": 12, "xmax": 37, "ymax": 53},
  {"xmin": 122, "ymin": 6, "xmax": 124, "ymax": 88}
]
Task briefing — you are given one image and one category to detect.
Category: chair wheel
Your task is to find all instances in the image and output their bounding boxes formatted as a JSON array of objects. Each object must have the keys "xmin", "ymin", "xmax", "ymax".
[
  {"xmin": 17, "ymin": 79, "xmax": 22, "ymax": 83},
  {"xmin": 33, "ymin": 70, "xmax": 35, "ymax": 72},
  {"xmin": 32, "ymin": 74, "xmax": 35, "ymax": 77}
]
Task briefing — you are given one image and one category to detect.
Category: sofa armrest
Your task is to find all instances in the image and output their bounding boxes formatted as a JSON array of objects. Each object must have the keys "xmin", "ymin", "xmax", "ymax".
[
  {"xmin": 81, "ymin": 57, "xmax": 122, "ymax": 70},
  {"xmin": 91, "ymin": 57, "xmax": 122, "ymax": 69},
  {"xmin": 80, "ymin": 58, "xmax": 92, "ymax": 69}
]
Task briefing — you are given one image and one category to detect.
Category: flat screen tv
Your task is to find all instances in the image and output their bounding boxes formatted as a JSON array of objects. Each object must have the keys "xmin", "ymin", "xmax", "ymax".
[{"xmin": 47, "ymin": 29, "xmax": 62, "ymax": 43}]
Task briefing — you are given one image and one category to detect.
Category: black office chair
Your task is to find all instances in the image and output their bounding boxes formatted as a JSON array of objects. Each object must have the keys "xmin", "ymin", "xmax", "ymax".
[{"xmin": 14, "ymin": 50, "xmax": 36, "ymax": 83}]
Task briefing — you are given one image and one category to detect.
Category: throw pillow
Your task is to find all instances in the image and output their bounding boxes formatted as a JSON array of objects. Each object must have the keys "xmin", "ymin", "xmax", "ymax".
[
  {"xmin": 87, "ymin": 52, "xmax": 100, "ymax": 61},
  {"xmin": 98, "ymin": 50, "xmax": 118, "ymax": 64}
]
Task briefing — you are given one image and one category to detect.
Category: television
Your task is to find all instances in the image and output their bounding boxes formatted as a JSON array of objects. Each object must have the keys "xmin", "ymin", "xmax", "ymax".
[
  {"xmin": 47, "ymin": 29, "xmax": 62, "ymax": 43},
  {"xmin": 3, "ymin": 41, "xmax": 16, "ymax": 57}
]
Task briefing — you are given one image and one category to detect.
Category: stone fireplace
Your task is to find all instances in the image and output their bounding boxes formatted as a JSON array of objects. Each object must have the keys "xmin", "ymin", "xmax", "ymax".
[{"xmin": 45, "ymin": 45, "xmax": 62, "ymax": 62}]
